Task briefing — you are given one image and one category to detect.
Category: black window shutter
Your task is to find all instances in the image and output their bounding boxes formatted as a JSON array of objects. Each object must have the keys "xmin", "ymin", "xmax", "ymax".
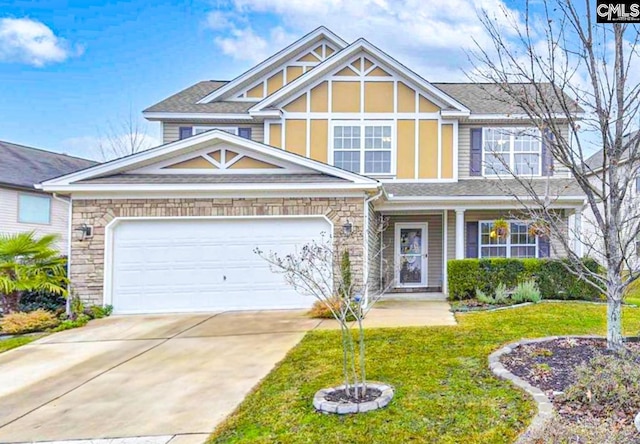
[
  {"xmin": 238, "ymin": 128, "xmax": 252, "ymax": 139},
  {"xmin": 179, "ymin": 126, "xmax": 193, "ymax": 140},
  {"xmin": 541, "ymin": 128, "xmax": 554, "ymax": 176},
  {"xmin": 470, "ymin": 128, "xmax": 482, "ymax": 176},
  {"xmin": 466, "ymin": 222, "xmax": 479, "ymax": 258},
  {"xmin": 538, "ymin": 235, "xmax": 551, "ymax": 258}
]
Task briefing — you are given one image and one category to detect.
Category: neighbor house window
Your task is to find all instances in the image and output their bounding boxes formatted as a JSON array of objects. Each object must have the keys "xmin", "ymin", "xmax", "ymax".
[
  {"xmin": 479, "ymin": 221, "xmax": 538, "ymax": 258},
  {"xmin": 192, "ymin": 126, "xmax": 238, "ymax": 136},
  {"xmin": 332, "ymin": 122, "xmax": 393, "ymax": 174},
  {"xmin": 18, "ymin": 194, "xmax": 51, "ymax": 224},
  {"xmin": 483, "ymin": 128, "xmax": 541, "ymax": 176}
]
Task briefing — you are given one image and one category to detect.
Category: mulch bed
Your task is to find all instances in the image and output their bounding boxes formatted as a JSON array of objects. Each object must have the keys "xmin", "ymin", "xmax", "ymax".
[
  {"xmin": 324, "ymin": 387, "xmax": 381, "ymax": 403},
  {"xmin": 501, "ymin": 338, "xmax": 640, "ymax": 423}
]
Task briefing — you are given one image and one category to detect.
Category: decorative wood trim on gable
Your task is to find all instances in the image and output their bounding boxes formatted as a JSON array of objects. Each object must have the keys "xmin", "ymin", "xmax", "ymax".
[
  {"xmin": 232, "ymin": 40, "xmax": 340, "ymax": 102},
  {"xmin": 132, "ymin": 144, "xmax": 307, "ymax": 175}
]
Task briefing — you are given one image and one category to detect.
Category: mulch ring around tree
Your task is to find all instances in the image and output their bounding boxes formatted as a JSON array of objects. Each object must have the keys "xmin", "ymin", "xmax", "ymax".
[{"xmin": 501, "ymin": 337, "xmax": 640, "ymax": 424}]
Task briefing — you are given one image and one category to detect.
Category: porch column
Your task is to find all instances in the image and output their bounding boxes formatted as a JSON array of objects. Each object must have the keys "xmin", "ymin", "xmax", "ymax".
[
  {"xmin": 455, "ymin": 209, "xmax": 465, "ymax": 259},
  {"xmin": 443, "ymin": 211, "xmax": 448, "ymax": 294},
  {"xmin": 574, "ymin": 208, "xmax": 583, "ymax": 257}
]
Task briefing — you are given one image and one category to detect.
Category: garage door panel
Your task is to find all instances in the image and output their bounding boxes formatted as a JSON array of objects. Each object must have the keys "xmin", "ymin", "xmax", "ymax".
[{"xmin": 110, "ymin": 217, "xmax": 330, "ymax": 314}]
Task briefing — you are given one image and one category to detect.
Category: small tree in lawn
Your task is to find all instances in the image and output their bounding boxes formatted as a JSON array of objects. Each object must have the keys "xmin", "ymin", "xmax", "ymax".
[
  {"xmin": 0, "ymin": 232, "xmax": 68, "ymax": 314},
  {"xmin": 469, "ymin": 0, "xmax": 640, "ymax": 351},
  {"xmin": 255, "ymin": 219, "xmax": 393, "ymax": 402}
]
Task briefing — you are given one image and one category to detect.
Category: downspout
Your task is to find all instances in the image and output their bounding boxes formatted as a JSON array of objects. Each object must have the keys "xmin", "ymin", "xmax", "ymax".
[
  {"xmin": 52, "ymin": 193, "xmax": 72, "ymax": 315},
  {"xmin": 363, "ymin": 187, "xmax": 384, "ymax": 308}
]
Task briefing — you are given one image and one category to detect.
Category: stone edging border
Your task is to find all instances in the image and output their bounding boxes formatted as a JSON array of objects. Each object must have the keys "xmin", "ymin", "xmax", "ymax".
[
  {"xmin": 455, "ymin": 299, "xmax": 637, "ymax": 314},
  {"xmin": 313, "ymin": 382, "xmax": 394, "ymax": 414},
  {"xmin": 488, "ymin": 335, "xmax": 615, "ymax": 443}
]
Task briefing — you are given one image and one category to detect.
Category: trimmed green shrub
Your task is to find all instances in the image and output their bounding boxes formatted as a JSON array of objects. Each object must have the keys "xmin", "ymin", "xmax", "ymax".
[
  {"xmin": 447, "ymin": 258, "xmax": 601, "ymax": 301},
  {"xmin": 447, "ymin": 259, "xmax": 480, "ymax": 300}
]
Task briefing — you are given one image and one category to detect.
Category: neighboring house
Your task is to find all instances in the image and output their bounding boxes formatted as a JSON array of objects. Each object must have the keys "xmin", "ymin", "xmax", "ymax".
[
  {"xmin": 40, "ymin": 27, "xmax": 585, "ymax": 314},
  {"xmin": 582, "ymin": 130, "xmax": 640, "ymax": 264},
  {"xmin": 0, "ymin": 140, "xmax": 96, "ymax": 251}
]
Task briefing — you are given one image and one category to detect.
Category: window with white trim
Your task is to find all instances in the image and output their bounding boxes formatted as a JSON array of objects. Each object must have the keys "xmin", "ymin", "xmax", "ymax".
[
  {"xmin": 479, "ymin": 221, "xmax": 538, "ymax": 258},
  {"xmin": 192, "ymin": 126, "xmax": 238, "ymax": 136},
  {"xmin": 332, "ymin": 123, "xmax": 393, "ymax": 174},
  {"xmin": 483, "ymin": 128, "xmax": 541, "ymax": 176},
  {"xmin": 18, "ymin": 194, "xmax": 51, "ymax": 225}
]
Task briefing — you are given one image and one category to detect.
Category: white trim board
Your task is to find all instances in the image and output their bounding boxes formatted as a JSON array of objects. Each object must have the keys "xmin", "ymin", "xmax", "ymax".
[
  {"xmin": 39, "ymin": 130, "xmax": 380, "ymax": 191},
  {"xmin": 197, "ymin": 27, "xmax": 348, "ymax": 104},
  {"xmin": 249, "ymin": 39, "xmax": 470, "ymax": 115}
]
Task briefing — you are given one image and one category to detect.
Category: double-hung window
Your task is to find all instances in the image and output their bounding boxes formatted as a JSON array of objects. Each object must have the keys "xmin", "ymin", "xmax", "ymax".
[
  {"xmin": 479, "ymin": 221, "xmax": 538, "ymax": 258},
  {"xmin": 333, "ymin": 122, "xmax": 393, "ymax": 174},
  {"xmin": 483, "ymin": 128, "xmax": 541, "ymax": 176}
]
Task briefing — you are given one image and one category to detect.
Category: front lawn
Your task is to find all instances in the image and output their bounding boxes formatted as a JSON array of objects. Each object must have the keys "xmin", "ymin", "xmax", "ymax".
[
  {"xmin": 209, "ymin": 303, "xmax": 640, "ymax": 444},
  {"xmin": 0, "ymin": 334, "xmax": 42, "ymax": 353}
]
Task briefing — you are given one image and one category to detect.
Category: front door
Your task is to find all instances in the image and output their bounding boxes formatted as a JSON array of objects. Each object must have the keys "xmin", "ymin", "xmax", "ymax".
[{"xmin": 395, "ymin": 223, "xmax": 428, "ymax": 287}]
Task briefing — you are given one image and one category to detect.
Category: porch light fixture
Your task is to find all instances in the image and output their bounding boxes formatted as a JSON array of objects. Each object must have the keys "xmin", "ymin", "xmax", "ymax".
[
  {"xmin": 75, "ymin": 223, "xmax": 93, "ymax": 241},
  {"xmin": 342, "ymin": 221, "xmax": 353, "ymax": 237}
]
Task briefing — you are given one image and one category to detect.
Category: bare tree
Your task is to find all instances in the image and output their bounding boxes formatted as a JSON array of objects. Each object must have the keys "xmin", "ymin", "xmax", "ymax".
[
  {"xmin": 468, "ymin": 0, "xmax": 640, "ymax": 350},
  {"xmin": 98, "ymin": 108, "xmax": 156, "ymax": 161},
  {"xmin": 255, "ymin": 218, "xmax": 393, "ymax": 401}
]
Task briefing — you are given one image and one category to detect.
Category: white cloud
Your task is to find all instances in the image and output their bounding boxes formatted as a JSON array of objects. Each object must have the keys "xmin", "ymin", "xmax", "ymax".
[
  {"xmin": 204, "ymin": 0, "xmax": 524, "ymax": 80},
  {"xmin": 0, "ymin": 17, "xmax": 81, "ymax": 67}
]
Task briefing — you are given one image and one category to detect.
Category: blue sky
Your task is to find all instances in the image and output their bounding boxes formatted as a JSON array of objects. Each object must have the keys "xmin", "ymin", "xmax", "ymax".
[{"xmin": 0, "ymin": 0, "xmax": 559, "ymax": 160}]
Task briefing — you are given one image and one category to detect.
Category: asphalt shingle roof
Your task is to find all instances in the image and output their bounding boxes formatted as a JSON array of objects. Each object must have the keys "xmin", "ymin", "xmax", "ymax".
[
  {"xmin": 143, "ymin": 81, "xmax": 254, "ymax": 115},
  {"xmin": 432, "ymin": 83, "xmax": 582, "ymax": 115},
  {"xmin": 383, "ymin": 178, "xmax": 585, "ymax": 198},
  {"xmin": 77, "ymin": 173, "xmax": 348, "ymax": 184},
  {"xmin": 145, "ymin": 80, "xmax": 581, "ymax": 116},
  {"xmin": 584, "ymin": 130, "xmax": 640, "ymax": 172},
  {"xmin": 0, "ymin": 140, "xmax": 96, "ymax": 190}
]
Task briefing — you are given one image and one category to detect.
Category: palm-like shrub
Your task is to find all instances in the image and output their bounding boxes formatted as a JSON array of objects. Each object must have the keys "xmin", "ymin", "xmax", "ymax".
[{"xmin": 0, "ymin": 232, "xmax": 68, "ymax": 314}]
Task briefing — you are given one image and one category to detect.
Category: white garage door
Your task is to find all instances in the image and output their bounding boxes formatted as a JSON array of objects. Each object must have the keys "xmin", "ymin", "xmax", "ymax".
[{"xmin": 109, "ymin": 217, "xmax": 330, "ymax": 314}]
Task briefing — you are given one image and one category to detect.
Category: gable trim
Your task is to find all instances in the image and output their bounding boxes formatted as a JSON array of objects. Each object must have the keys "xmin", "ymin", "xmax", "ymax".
[
  {"xmin": 249, "ymin": 39, "xmax": 471, "ymax": 115},
  {"xmin": 196, "ymin": 27, "xmax": 348, "ymax": 104},
  {"xmin": 38, "ymin": 130, "xmax": 379, "ymax": 189}
]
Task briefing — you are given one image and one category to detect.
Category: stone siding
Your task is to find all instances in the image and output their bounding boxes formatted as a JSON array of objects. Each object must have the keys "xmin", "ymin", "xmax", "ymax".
[{"xmin": 71, "ymin": 197, "xmax": 365, "ymax": 306}]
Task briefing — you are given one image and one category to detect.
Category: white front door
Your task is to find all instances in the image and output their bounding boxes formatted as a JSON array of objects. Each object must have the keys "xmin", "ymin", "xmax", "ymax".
[{"xmin": 395, "ymin": 223, "xmax": 428, "ymax": 287}]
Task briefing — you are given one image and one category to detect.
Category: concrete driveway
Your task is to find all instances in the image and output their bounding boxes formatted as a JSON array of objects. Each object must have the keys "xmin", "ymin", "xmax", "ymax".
[{"xmin": 0, "ymin": 310, "xmax": 318, "ymax": 444}]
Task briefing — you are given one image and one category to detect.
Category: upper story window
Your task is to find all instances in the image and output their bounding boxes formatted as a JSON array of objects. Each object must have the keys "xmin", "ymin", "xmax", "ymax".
[
  {"xmin": 193, "ymin": 126, "xmax": 238, "ymax": 136},
  {"xmin": 483, "ymin": 128, "xmax": 541, "ymax": 176},
  {"xmin": 479, "ymin": 220, "xmax": 538, "ymax": 258},
  {"xmin": 332, "ymin": 122, "xmax": 393, "ymax": 174},
  {"xmin": 18, "ymin": 193, "xmax": 51, "ymax": 225}
]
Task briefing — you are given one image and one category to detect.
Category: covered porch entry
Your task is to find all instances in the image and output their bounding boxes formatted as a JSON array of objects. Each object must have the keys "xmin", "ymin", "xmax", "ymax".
[{"xmin": 379, "ymin": 211, "xmax": 448, "ymax": 297}]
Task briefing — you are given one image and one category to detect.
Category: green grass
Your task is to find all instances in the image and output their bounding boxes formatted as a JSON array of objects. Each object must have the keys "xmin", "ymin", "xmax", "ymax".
[
  {"xmin": 208, "ymin": 303, "xmax": 640, "ymax": 444},
  {"xmin": 0, "ymin": 334, "xmax": 42, "ymax": 353}
]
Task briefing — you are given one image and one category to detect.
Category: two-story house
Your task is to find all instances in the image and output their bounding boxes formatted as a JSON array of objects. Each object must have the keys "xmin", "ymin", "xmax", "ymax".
[{"xmin": 40, "ymin": 27, "xmax": 585, "ymax": 314}]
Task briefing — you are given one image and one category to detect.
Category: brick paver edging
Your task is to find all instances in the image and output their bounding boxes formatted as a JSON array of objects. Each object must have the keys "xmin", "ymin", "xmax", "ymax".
[{"xmin": 488, "ymin": 335, "xmax": 604, "ymax": 443}]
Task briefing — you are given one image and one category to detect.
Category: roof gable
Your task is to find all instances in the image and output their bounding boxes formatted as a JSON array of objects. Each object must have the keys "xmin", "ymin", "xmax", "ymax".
[
  {"xmin": 249, "ymin": 39, "xmax": 470, "ymax": 116},
  {"xmin": 196, "ymin": 27, "xmax": 348, "ymax": 104},
  {"xmin": 39, "ymin": 130, "xmax": 379, "ymax": 191}
]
